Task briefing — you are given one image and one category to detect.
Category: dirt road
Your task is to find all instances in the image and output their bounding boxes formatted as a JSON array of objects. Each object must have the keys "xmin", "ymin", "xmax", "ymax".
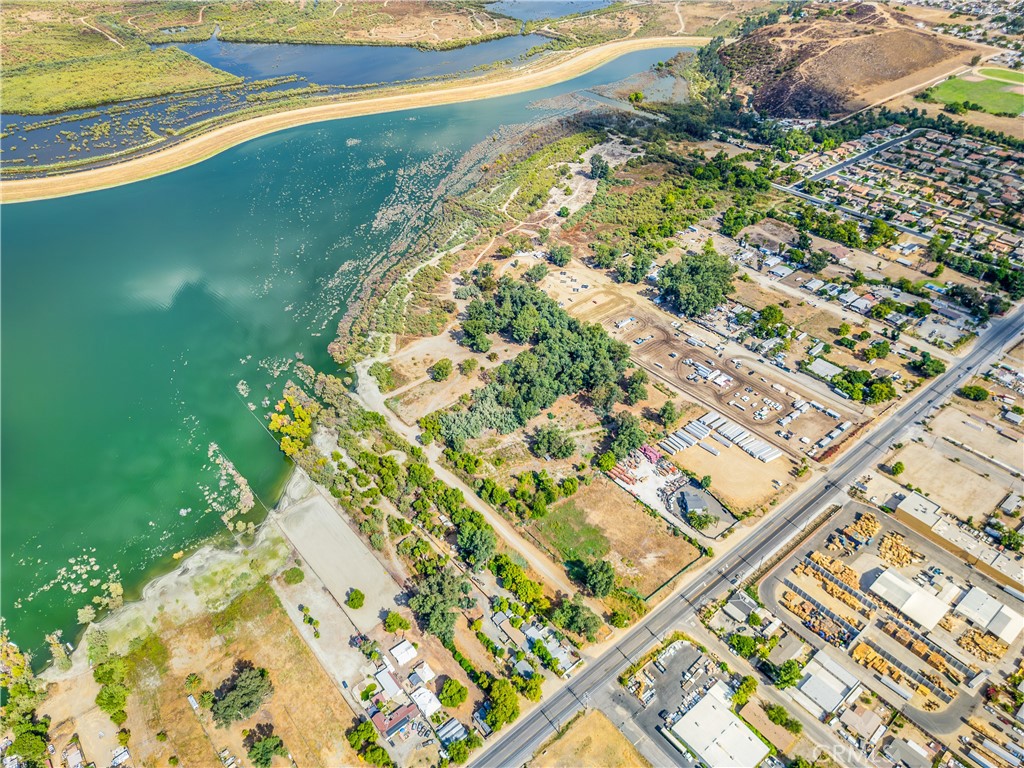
[
  {"xmin": 1, "ymin": 35, "xmax": 710, "ymax": 204},
  {"xmin": 353, "ymin": 360, "xmax": 580, "ymax": 599}
]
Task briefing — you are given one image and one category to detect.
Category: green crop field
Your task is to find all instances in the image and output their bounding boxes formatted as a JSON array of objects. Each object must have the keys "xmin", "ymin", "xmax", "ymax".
[
  {"xmin": 978, "ymin": 67, "xmax": 1024, "ymax": 84},
  {"xmin": 928, "ymin": 76, "xmax": 1024, "ymax": 116}
]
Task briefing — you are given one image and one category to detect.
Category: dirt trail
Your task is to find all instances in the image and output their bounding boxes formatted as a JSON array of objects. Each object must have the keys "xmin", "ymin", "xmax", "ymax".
[
  {"xmin": 674, "ymin": 0, "xmax": 685, "ymax": 34},
  {"xmin": 353, "ymin": 360, "xmax": 581, "ymax": 600},
  {"xmin": 79, "ymin": 15, "xmax": 124, "ymax": 47},
  {"xmin": 1, "ymin": 35, "xmax": 710, "ymax": 203}
]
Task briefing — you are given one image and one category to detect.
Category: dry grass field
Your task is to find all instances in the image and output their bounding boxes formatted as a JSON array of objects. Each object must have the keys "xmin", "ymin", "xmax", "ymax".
[
  {"xmin": 720, "ymin": 2, "xmax": 989, "ymax": 118},
  {"xmin": 539, "ymin": 475, "xmax": 701, "ymax": 597},
  {"xmin": 42, "ymin": 582, "xmax": 360, "ymax": 768},
  {"xmin": 532, "ymin": 710, "xmax": 651, "ymax": 768}
]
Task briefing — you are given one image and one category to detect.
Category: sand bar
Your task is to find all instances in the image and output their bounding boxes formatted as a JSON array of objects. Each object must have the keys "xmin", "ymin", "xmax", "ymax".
[{"xmin": 1, "ymin": 36, "xmax": 709, "ymax": 204}]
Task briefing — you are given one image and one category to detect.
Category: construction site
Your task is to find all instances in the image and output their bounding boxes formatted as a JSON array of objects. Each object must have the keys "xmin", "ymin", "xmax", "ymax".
[{"xmin": 760, "ymin": 502, "xmax": 1024, "ymax": 740}]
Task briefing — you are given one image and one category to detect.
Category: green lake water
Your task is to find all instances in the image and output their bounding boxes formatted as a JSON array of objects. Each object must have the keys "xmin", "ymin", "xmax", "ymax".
[{"xmin": 0, "ymin": 47, "xmax": 688, "ymax": 659}]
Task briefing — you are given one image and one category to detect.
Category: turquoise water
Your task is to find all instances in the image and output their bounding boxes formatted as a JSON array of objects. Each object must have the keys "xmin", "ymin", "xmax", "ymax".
[{"xmin": 0, "ymin": 47, "xmax": 687, "ymax": 659}]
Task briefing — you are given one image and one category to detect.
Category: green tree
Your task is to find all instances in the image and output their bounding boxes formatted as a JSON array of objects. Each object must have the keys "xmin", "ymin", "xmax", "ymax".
[
  {"xmin": 622, "ymin": 370, "xmax": 648, "ymax": 405},
  {"xmin": 838, "ymin": 322, "xmax": 851, "ymax": 337},
  {"xmin": 549, "ymin": 244, "xmax": 572, "ymax": 267},
  {"xmin": 910, "ymin": 352, "xmax": 946, "ymax": 378},
  {"xmin": 248, "ymin": 735, "xmax": 287, "ymax": 768},
  {"xmin": 732, "ymin": 675, "xmax": 758, "ymax": 707},
  {"xmin": 281, "ymin": 567, "xmax": 304, "ymax": 585},
  {"xmin": 660, "ymin": 400, "xmax": 680, "ymax": 428},
  {"xmin": 552, "ymin": 594, "xmax": 602, "ymax": 640},
  {"xmin": 958, "ymin": 385, "xmax": 989, "ymax": 401},
  {"xmin": 457, "ymin": 522, "xmax": 497, "ymax": 570},
  {"xmin": 700, "ymin": 475, "xmax": 712, "ymax": 489},
  {"xmin": 581, "ymin": 559, "xmax": 615, "ymax": 597},
  {"xmin": 347, "ymin": 720, "xmax": 377, "ymax": 751},
  {"xmin": 430, "ymin": 359, "xmax": 453, "ymax": 382},
  {"xmin": 628, "ymin": 91, "xmax": 645, "ymax": 103},
  {"xmin": 729, "ymin": 634, "xmax": 759, "ymax": 658},
  {"xmin": 596, "ymin": 451, "xmax": 617, "ymax": 471},
  {"xmin": 383, "ymin": 611, "xmax": 411, "ymax": 633},
  {"xmin": 772, "ymin": 659, "xmax": 803, "ymax": 689},
  {"xmin": 439, "ymin": 678, "xmax": 469, "ymax": 708},
  {"xmin": 1001, "ymin": 528, "xmax": 1023, "ymax": 552},
  {"xmin": 590, "ymin": 154, "xmax": 610, "ymax": 180},
  {"xmin": 485, "ymin": 679, "xmax": 521, "ymax": 731},
  {"xmin": 657, "ymin": 243, "xmax": 735, "ymax": 317},
  {"xmin": 609, "ymin": 412, "xmax": 646, "ymax": 459},
  {"xmin": 891, "ymin": 461, "xmax": 905, "ymax": 477},
  {"xmin": 211, "ymin": 666, "xmax": 274, "ymax": 727},
  {"xmin": 408, "ymin": 568, "xmax": 469, "ymax": 646},
  {"xmin": 531, "ymin": 425, "xmax": 575, "ymax": 459},
  {"xmin": 346, "ymin": 589, "xmax": 365, "ymax": 609}
]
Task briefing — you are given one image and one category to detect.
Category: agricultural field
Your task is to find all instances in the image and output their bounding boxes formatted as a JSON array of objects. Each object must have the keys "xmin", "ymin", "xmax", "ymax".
[
  {"xmin": 926, "ymin": 73, "xmax": 1024, "ymax": 116},
  {"xmin": 532, "ymin": 710, "xmax": 651, "ymax": 768}
]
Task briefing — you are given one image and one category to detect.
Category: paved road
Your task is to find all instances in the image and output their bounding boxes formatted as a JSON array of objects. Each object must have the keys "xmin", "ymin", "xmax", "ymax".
[
  {"xmin": 474, "ymin": 303, "xmax": 1024, "ymax": 768},
  {"xmin": 770, "ymin": 183, "xmax": 925, "ymax": 239},
  {"xmin": 803, "ymin": 128, "xmax": 924, "ymax": 183}
]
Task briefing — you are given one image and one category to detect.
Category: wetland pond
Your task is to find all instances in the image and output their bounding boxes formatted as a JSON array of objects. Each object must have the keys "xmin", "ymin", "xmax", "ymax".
[
  {"xmin": 1, "ymin": 31, "xmax": 548, "ymax": 173},
  {"xmin": 0, "ymin": 46, "xmax": 690, "ymax": 661}
]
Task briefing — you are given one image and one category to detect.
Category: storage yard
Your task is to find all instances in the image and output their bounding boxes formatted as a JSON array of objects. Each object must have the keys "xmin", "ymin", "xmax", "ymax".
[{"xmin": 760, "ymin": 502, "xmax": 1024, "ymax": 742}]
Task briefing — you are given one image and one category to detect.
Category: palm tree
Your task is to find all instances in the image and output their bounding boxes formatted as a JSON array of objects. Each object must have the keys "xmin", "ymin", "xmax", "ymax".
[{"xmin": 184, "ymin": 673, "xmax": 202, "ymax": 693}]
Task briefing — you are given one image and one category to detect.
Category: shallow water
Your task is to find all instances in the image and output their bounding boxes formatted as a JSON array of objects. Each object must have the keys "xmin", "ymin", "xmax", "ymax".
[
  {"xmin": 0, "ymin": 46, "xmax": 689, "ymax": 659},
  {"xmin": 153, "ymin": 33, "xmax": 550, "ymax": 84},
  {"xmin": 489, "ymin": 0, "xmax": 615, "ymax": 21}
]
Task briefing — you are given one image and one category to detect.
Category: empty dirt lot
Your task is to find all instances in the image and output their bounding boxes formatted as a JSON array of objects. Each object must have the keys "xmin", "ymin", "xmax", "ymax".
[
  {"xmin": 931, "ymin": 406, "xmax": 1024, "ymax": 470},
  {"xmin": 892, "ymin": 441, "xmax": 1010, "ymax": 519},
  {"xmin": 532, "ymin": 709, "xmax": 652, "ymax": 768}
]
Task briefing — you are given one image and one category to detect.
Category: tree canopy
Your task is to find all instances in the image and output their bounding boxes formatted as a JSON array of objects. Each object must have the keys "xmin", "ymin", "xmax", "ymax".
[{"xmin": 656, "ymin": 241, "xmax": 735, "ymax": 317}]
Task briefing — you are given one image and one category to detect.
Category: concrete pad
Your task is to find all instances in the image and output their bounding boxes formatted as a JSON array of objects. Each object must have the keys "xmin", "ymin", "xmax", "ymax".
[{"xmin": 278, "ymin": 491, "xmax": 401, "ymax": 633}]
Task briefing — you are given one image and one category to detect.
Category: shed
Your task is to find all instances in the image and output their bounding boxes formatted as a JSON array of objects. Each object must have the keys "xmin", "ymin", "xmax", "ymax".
[{"xmin": 390, "ymin": 639, "xmax": 418, "ymax": 667}]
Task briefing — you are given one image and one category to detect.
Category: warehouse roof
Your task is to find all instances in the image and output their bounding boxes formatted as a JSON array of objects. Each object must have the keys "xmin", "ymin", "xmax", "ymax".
[
  {"xmin": 670, "ymin": 681, "xmax": 769, "ymax": 768},
  {"xmin": 955, "ymin": 587, "xmax": 1024, "ymax": 645},
  {"xmin": 869, "ymin": 570, "xmax": 949, "ymax": 630}
]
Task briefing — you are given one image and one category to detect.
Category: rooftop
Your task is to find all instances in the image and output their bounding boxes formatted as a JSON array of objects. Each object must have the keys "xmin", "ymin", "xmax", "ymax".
[
  {"xmin": 868, "ymin": 569, "xmax": 950, "ymax": 631},
  {"xmin": 670, "ymin": 681, "xmax": 770, "ymax": 768}
]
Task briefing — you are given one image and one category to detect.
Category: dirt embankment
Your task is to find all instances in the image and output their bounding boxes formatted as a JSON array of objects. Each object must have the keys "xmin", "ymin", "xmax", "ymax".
[
  {"xmin": 719, "ymin": 2, "xmax": 990, "ymax": 118},
  {"xmin": 0, "ymin": 36, "xmax": 710, "ymax": 204}
]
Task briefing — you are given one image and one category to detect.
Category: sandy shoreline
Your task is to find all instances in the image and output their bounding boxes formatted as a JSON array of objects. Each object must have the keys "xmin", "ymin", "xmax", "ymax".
[{"xmin": 0, "ymin": 36, "xmax": 708, "ymax": 204}]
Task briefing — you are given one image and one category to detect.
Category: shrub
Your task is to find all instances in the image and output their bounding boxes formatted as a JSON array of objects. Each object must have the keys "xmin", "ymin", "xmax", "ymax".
[{"xmin": 281, "ymin": 567, "xmax": 304, "ymax": 585}]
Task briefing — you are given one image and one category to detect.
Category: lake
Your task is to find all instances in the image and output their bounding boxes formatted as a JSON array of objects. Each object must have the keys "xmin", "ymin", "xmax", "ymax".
[
  {"xmin": 153, "ymin": 33, "xmax": 550, "ymax": 85},
  {"xmin": 0, "ymin": 46, "xmax": 689, "ymax": 661}
]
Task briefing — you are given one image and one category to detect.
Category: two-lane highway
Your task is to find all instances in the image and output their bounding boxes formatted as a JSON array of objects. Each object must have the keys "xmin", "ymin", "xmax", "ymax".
[{"xmin": 474, "ymin": 303, "xmax": 1024, "ymax": 768}]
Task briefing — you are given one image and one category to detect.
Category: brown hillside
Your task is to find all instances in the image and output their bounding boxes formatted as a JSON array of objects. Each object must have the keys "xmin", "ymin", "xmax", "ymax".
[{"xmin": 720, "ymin": 2, "xmax": 985, "ymax": 118}]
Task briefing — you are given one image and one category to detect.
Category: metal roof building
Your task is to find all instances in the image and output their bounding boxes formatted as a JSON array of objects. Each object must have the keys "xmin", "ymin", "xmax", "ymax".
[
  {"xmin": 868, "ymin": 570, "xmax": 950, "ymax": 631},
  {"xmin": 955, "ymin": 586, "xmax": 1024, "ymax": 645},
  {"xmin": 670, "ymin": 681, "xmax": 769, "ymax": 768}
]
